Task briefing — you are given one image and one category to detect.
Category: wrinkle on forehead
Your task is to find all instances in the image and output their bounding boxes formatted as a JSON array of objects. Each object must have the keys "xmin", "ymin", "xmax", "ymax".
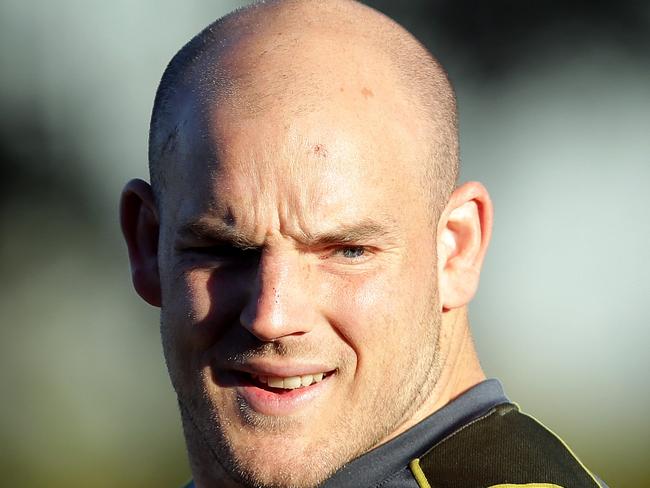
[
  {"xmin": 168, "ymin": 125, "xmax": 416, "ymax": 251},
  {"xmin": 151, "ymin": 0, "xmax": 459, "ymax": 221},
  {"xmin": 208, "ymin": 122, "xmax": 367, "ymax": 219},
  {"xmin": 160, "ymin": 16, "xmax": 432, "ymax": 230},
  {"xmin": 164, "ymin": 87, "xmax": 427, "ymax": 237}
]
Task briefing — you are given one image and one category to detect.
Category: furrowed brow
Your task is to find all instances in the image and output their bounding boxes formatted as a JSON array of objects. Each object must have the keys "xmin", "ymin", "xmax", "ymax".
[
  {"xmin": 302, "ymin": 220, "xmax": 396, "ymax": 247},
  {"xmin": 177, "ymin": 219, "xmax": 258, "ymax": 248}
]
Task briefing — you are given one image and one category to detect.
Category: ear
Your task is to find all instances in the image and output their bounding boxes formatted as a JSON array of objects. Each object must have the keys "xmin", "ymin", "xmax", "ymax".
[
  {"xmin": 437, "ymin": 181, "xmax": 493, "ymax": 311},
  {"xmin": 120, "ymin": 178, "xmax": 162, "ymax": 307}
]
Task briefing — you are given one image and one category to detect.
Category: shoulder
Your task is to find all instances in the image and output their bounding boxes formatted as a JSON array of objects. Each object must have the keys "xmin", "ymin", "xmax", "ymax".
[{"xmin": 410, "ymin": 402, "xmax": 604, "ymax": 488}]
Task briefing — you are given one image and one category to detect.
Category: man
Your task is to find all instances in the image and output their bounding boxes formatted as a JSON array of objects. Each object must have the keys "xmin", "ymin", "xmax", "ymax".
[{"xmin": 120, "ymin": 1, "xmax": 607, "ymax": 486}]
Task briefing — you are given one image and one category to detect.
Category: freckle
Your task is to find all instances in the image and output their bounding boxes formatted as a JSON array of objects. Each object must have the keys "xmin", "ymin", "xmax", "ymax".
[
  {"xmin": 361, "ymin": 87, "xmax": 373, "ymax": 99},
  {"xmin": 340, "ymin": 86, "xmax": 344, "ymax": 92},
  {"xmin": 311, "ymin": 143, "xmax": 328, "ymax": 158}
]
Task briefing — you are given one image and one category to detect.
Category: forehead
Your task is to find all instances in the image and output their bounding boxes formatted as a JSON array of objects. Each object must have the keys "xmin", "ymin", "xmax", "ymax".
[
  {"xmin": 164, "ymin": 97, "xmax": 425, "ymax": 224},
  {"xmin": 159, "ymin": 34, "xmax": 429, "ymax": 227}
]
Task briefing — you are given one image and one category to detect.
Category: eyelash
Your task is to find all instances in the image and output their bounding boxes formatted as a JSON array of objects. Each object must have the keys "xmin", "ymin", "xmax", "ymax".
[{"xmin": 332, "ymin": 246, "xmax": 366, "ymax": 259}]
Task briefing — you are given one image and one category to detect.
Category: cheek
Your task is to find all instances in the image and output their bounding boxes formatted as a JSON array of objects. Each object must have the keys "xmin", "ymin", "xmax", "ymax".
[
  {"xmin": 323, "ymin": 257, "xmax": 436, "ymax": 368},
  {"xmin": 324, "ymin": 272, "xmax": 402, "ymax": 359},
  {"xmin": 162, "ymin": 267, "xmax": 249, "ymax": 353}
]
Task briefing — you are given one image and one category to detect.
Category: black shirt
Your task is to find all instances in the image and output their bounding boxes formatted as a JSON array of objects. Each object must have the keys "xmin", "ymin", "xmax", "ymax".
[
  {"xmin": 184, "ymin": 379, "xmax": 607, "ymax": 487},
  {"xmin": 322, "ymin": 379, "xmax": 508, "ymax": 488}
]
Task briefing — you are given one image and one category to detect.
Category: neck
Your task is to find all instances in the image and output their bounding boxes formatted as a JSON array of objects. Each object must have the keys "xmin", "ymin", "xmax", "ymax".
[{"xmin": 438, "ymin": 306, "xmax": 486, "ymax": 402}]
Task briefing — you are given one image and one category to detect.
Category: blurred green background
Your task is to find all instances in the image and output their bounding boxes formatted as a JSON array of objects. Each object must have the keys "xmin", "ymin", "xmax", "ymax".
[{"xmin": 0, "ymin": 1, "xmax": 648, "ymax": 486}]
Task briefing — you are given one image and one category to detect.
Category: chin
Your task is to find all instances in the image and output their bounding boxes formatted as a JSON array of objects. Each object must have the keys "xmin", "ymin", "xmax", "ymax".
[
  {"xmin": 183, "ymin": 404, "xmax": 345, "ymax": 488},
  {"xmin": 236, "ymin": 461, "xmax": 330, "ymax": 488},
  {"xmin": 233, "ymin": 422, "xmax": 344, "ymax": 486},
  {"xmin": 221, "ymin": 435, "xmax": 340, "ymax": 488}
]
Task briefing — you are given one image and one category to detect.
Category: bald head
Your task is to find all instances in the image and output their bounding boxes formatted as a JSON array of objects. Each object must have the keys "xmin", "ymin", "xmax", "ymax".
[
  {"xmin": 149, "ymin": 0, "xmax": 459, "ymax": 216},
  {"xmin": 125, "ymin": 5, "xmax": 493, "ymax": 486}
]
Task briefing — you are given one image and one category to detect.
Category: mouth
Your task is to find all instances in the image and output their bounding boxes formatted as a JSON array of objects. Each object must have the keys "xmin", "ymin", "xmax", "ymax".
[
  {"xmin": 250, "ymin": 372, "xmax": 329, "ymax": 390},
  {"xmin": 232, "ymin": 369, "xmax": 336, "ymax": 415}
]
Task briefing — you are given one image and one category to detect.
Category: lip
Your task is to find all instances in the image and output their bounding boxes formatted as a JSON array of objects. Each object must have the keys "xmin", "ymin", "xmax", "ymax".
[
  {"xmin": 236, "ymin": 373, "xmax": 333, "ymax": 416},
  {"xmin": 221, "ymin": 361, "xmax": 336, "ymax": 417},
  {"xmin": 233, "ymin": 360, "xmax": 335, "ymax": 378}
]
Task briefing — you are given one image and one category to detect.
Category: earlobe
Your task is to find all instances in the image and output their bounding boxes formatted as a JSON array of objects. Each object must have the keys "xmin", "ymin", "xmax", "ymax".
[
  {"xmin": 120, "ymin": 179, "xmax": 162, "ymax": 307},
  {"xmin": 437, "ymin": 182, "xmax": 493, "ymax": 311}
]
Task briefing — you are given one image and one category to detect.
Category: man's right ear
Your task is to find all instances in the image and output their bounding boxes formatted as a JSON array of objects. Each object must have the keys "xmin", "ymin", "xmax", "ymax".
[{"xmin": 120, "ymin": 179, "xmax": 162, "ymax": 307}]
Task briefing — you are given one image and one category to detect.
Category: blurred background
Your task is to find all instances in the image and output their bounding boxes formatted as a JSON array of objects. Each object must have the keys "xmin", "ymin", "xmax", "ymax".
[{"xmin": 0, "ymin": 0, "xmax": 648, "ymax": 486}]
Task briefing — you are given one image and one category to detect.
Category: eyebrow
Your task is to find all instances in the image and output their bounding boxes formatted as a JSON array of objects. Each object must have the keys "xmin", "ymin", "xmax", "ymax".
[
  {"xmin": 176, "ymin": 217, "xmax": 397, "ymax": 248},
  {"xmin": 177, "ymin": 219, "xmax": 259, "ymax": 248},
  {"xmin": 299, "ymin": 220, "xmax": 396, "ymax": 247}
]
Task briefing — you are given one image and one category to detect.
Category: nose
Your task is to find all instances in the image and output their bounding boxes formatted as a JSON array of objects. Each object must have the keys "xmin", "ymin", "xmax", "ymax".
[{"xmin": 239, "ymin": 249, "xmax": 315, "ymax": 341}]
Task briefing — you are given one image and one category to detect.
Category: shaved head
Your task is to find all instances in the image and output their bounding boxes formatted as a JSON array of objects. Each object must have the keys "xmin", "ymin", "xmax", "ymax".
[
  {"xmin": 149, "ymin": 0, "xmax": 459, "ymax": 218},
  {"xmin": 120, "ymin": 3, "xmax": 496, "ymax": 487}
]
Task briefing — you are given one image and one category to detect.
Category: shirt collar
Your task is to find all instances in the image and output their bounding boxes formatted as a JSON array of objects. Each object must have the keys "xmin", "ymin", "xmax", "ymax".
[{"xmin": 321, "ymin": 378, "xmax": 509, "ymax": 488}]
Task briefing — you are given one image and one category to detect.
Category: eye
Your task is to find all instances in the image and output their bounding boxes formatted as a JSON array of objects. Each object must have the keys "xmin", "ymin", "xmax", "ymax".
[
  {"xmin": 337, "ymin": 246, "xmax": 365, "ymax": 259},
  {"xmin": 184, "ymin": 244, "xmax": 261, "ymax": 261}
]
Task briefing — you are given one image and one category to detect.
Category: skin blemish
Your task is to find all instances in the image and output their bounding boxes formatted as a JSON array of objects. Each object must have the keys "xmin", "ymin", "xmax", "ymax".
[
  {"xmin": 311, "ymin": 144, "xmax": 328, "ymax": 158},
  {"xmin": 361, "ymin": 87, "xmax": 374, "ymax": 99}
]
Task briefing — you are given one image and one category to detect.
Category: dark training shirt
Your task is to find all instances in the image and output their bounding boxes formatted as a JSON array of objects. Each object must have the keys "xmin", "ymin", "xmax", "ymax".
[
  {"xmin": 322, "ymin": 379, "xmax": 509, "ymax": 487},
  {"xmin": 183, "ymin": 379, "xmax": 608, "ymax": 488}
]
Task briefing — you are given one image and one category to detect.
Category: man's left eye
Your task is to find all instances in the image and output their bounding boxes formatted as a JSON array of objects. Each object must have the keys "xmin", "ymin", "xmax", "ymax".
[{"xmin": 335, "ymin": 246, "xmax": 366, "ymax": 259}]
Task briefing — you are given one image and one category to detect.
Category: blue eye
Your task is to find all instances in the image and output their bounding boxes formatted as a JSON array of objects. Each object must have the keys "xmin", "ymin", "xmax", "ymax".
[{"xmin": 338, "ymin": 246, "xmax": 365, "ymax": 259}]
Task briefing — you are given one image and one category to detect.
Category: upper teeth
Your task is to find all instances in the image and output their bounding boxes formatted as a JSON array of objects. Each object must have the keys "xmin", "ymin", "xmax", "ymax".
[{"xmin": 252, "ymin": 372, "xmax": 325, "ymax": 389}]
